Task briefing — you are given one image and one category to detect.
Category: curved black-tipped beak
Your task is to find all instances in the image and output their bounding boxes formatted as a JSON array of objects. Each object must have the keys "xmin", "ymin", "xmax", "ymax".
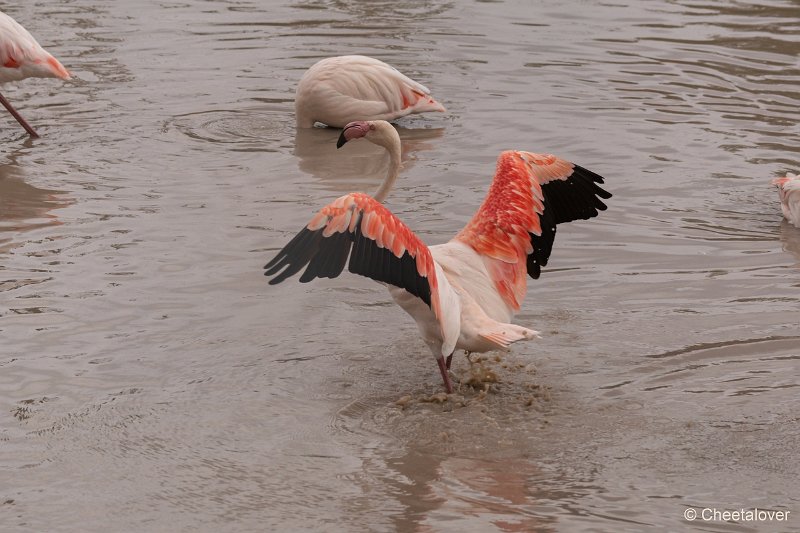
[
  {"xmin": 337, "ymin": 121, "xmax": 368, "ymax": 149},
  {"xmin": 336, "ymin": 130, "xmax": 348, "ymax": 149}
]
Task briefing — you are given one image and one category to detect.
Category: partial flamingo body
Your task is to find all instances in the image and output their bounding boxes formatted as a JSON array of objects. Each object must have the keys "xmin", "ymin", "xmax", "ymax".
[
  {"xmin": 0, "ymin": 10, "xmax": 70, "ymax": 137},
  {"xmin": 772, "ymin": 173, "xmax": 800, "ymax": 228},
  {"xmin": 265, "ymin": 120, "xmax": 611, "ymax": 393},
  {"xmin": 295, "ymin": 55, "xmax": 445, "ymax": 129}
]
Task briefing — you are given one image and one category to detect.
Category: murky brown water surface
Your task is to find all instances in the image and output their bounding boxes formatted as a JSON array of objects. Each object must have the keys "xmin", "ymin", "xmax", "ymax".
[{"xmin": 1, "ymin": 1, "xmax": 799, "ymax": 531}]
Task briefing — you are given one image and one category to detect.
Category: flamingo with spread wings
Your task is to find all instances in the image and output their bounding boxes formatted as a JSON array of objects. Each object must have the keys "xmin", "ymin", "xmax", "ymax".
[
  {"xmin": 265, "ymin": 120, "xmax": 611, "ymax": 393},
  {"xmin": 772, "ymin": 173, "xmax": 800, "ymax": 228},
  {"xmin": 0, "ymin": 10, "xmax": 70, "ymax": 137},
  {"xmin": 295, "ymin": 55, "xmax": 445, "ymax": 128}
]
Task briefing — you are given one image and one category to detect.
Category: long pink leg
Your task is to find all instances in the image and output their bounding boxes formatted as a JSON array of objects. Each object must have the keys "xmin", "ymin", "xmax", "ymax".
[
  {"xmin": 0, "ymin": 92, "xmax": 40, "ymax": 138},
  {"xmin": 436, "ymin": 356, "xmax": 454, "ymax": 394},
  {"xmin": 445, "ymin": 354, "xmax": 453, "ymax": 370}
]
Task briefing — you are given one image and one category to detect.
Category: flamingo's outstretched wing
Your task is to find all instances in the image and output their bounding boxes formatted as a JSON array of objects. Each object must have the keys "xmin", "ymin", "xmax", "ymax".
[
  {"xmin": 516, "ymin": 151, "xmax": 612, "ymax": 278},
  {"xmin": 264, "ymin": 193, "xmax": 461, "ymax": 355},
  {"xmin": 456, "ymin": 151, "xmax": 611, "ymax": 309},
  {"xmin": 296, "ymin": 55, "xmax": 445, "ymax": 127}
]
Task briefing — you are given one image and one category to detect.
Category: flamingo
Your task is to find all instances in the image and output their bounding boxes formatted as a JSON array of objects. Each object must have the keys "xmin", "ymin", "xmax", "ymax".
[
  {"xmin": 295, "ymin": 55, "xmax": 446, "ymax": 129},
  {"xmin": 265, "ymin": 120, "xmax": 611, "ymax": 393},
  {"xmin": 0, "ymin": 10, "xmax": 70, "ymax": 138},
  {"xmin": 772, "ymin": 173, "xmax": 800, "ymax": 228}
]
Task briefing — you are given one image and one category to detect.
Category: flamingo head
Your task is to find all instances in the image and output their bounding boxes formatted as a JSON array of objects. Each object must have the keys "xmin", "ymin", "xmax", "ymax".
[
  {"xmin": 337, "ymin": 121, "xmax": 372, "ymax": 148},
  {"xmin": 337, "ymin": 120, "xmax": 400, "ymax": 150}
]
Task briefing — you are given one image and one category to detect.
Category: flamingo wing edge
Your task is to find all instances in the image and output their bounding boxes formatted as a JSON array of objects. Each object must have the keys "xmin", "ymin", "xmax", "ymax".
[{"xmin": 264, "ymin": 193, "xmax": 462, "ymax": 355}]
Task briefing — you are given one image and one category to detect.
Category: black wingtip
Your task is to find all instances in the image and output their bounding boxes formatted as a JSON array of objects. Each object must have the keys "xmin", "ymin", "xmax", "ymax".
[
  {"xmin": 573, "ymin": 165, "xmax": 613, "ymax": 199},
  {"xmin": 336, "ymin": 130, "xmax": 348, "ymax": 149}
]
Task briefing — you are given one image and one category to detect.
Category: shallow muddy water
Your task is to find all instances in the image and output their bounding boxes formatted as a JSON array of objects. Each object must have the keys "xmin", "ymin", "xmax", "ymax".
[{"xmin": 1, "ymin": 1, "xmax": 798, "ymax": 532}]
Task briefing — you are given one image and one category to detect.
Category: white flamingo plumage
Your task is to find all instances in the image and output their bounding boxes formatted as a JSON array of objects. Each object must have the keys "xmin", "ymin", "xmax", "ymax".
[
  {"xmin": 295, "ymin": 55, "xmax": 446, "ymax": 129},
  {"xmin": 0, "ymin": 10, "xmax": 70, "ymax": 137},
  {"xmin": 265, "ymin": 120, "xmax": 611, "ymax": 393},
  {"xmin": 772, "ymin": 173, "xmax": 800, "ymax": 228}
]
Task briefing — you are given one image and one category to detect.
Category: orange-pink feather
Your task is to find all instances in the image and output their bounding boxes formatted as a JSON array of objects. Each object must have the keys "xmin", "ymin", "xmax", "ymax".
[
  {"xmin": 456, "ymin": 150, "xmax": 575, "ymax": 310},
  {"xmin": 306, "ymin": 192, "xmax": 441, "ymax": 315}
]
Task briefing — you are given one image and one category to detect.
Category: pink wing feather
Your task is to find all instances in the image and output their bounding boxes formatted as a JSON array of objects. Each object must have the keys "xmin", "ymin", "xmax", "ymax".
[
  {"xmin": 265, "ymin": 193, "xmax": 461, "ymax": 355},
  {"xmin": 456, "ymin": 150, "xmax": 611, "ymax": 310}
]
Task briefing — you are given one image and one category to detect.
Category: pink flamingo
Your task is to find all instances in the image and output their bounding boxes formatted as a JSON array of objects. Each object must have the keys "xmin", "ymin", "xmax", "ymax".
[
  {"xmin": 772, "ymin": 173, "xmax": 800, "ymax": 228},
  {"xmin": 265, "ymin": 120, "xmax": 611, "ymax": 393},
  {"xmin": 0, "ymin": 10, "xmax": 70, "ymax": 138},
  {"xmin": 295, "ymin": 55, "xmax": 446, "ymax": 128}
]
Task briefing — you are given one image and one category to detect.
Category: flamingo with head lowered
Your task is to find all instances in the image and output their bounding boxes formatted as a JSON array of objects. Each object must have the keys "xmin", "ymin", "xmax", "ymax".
[
  {"xmin": 265, "ymin": 120, "xmax": 611, "ymax": 393},
  {"xmin": 772, "ymin": 173, "xmax": 800, "ymax": 228},
  {"xmin": 0, "ymin": 10, "xmax": 71, "ymax": 138},
  {"xmin": 295, "ymin": 55, "xmax": 446, "ymax": 129}
]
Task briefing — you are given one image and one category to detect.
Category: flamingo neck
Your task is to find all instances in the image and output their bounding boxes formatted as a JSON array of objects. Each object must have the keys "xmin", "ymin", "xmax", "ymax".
[{"xmin": 373, "ymin": 138, "xmax": 401, "ymax": 203}]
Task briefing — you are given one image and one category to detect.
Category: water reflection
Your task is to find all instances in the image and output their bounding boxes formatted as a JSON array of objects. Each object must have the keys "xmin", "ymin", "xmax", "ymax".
[
  {"xmin": 0, "ymin": 159, "xmax": 71, "ymax": 252},
  {"xmin": 778, "ymin": 220, "xmax": 800, "ymax": 266},
  {"xmin": 385, "ymin": 451, "xmax": 581, "ymax": 532},
  {"xmin": 431, "ymin": 456, "xmax": 557, "ymax": 532},
  {"xmin": 294, "ymin": 125, "xmax": 444, "ymax": 193},
  {"xmin": 383, "ymin": 449, "xmax": 447, "ymax": 533}
]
